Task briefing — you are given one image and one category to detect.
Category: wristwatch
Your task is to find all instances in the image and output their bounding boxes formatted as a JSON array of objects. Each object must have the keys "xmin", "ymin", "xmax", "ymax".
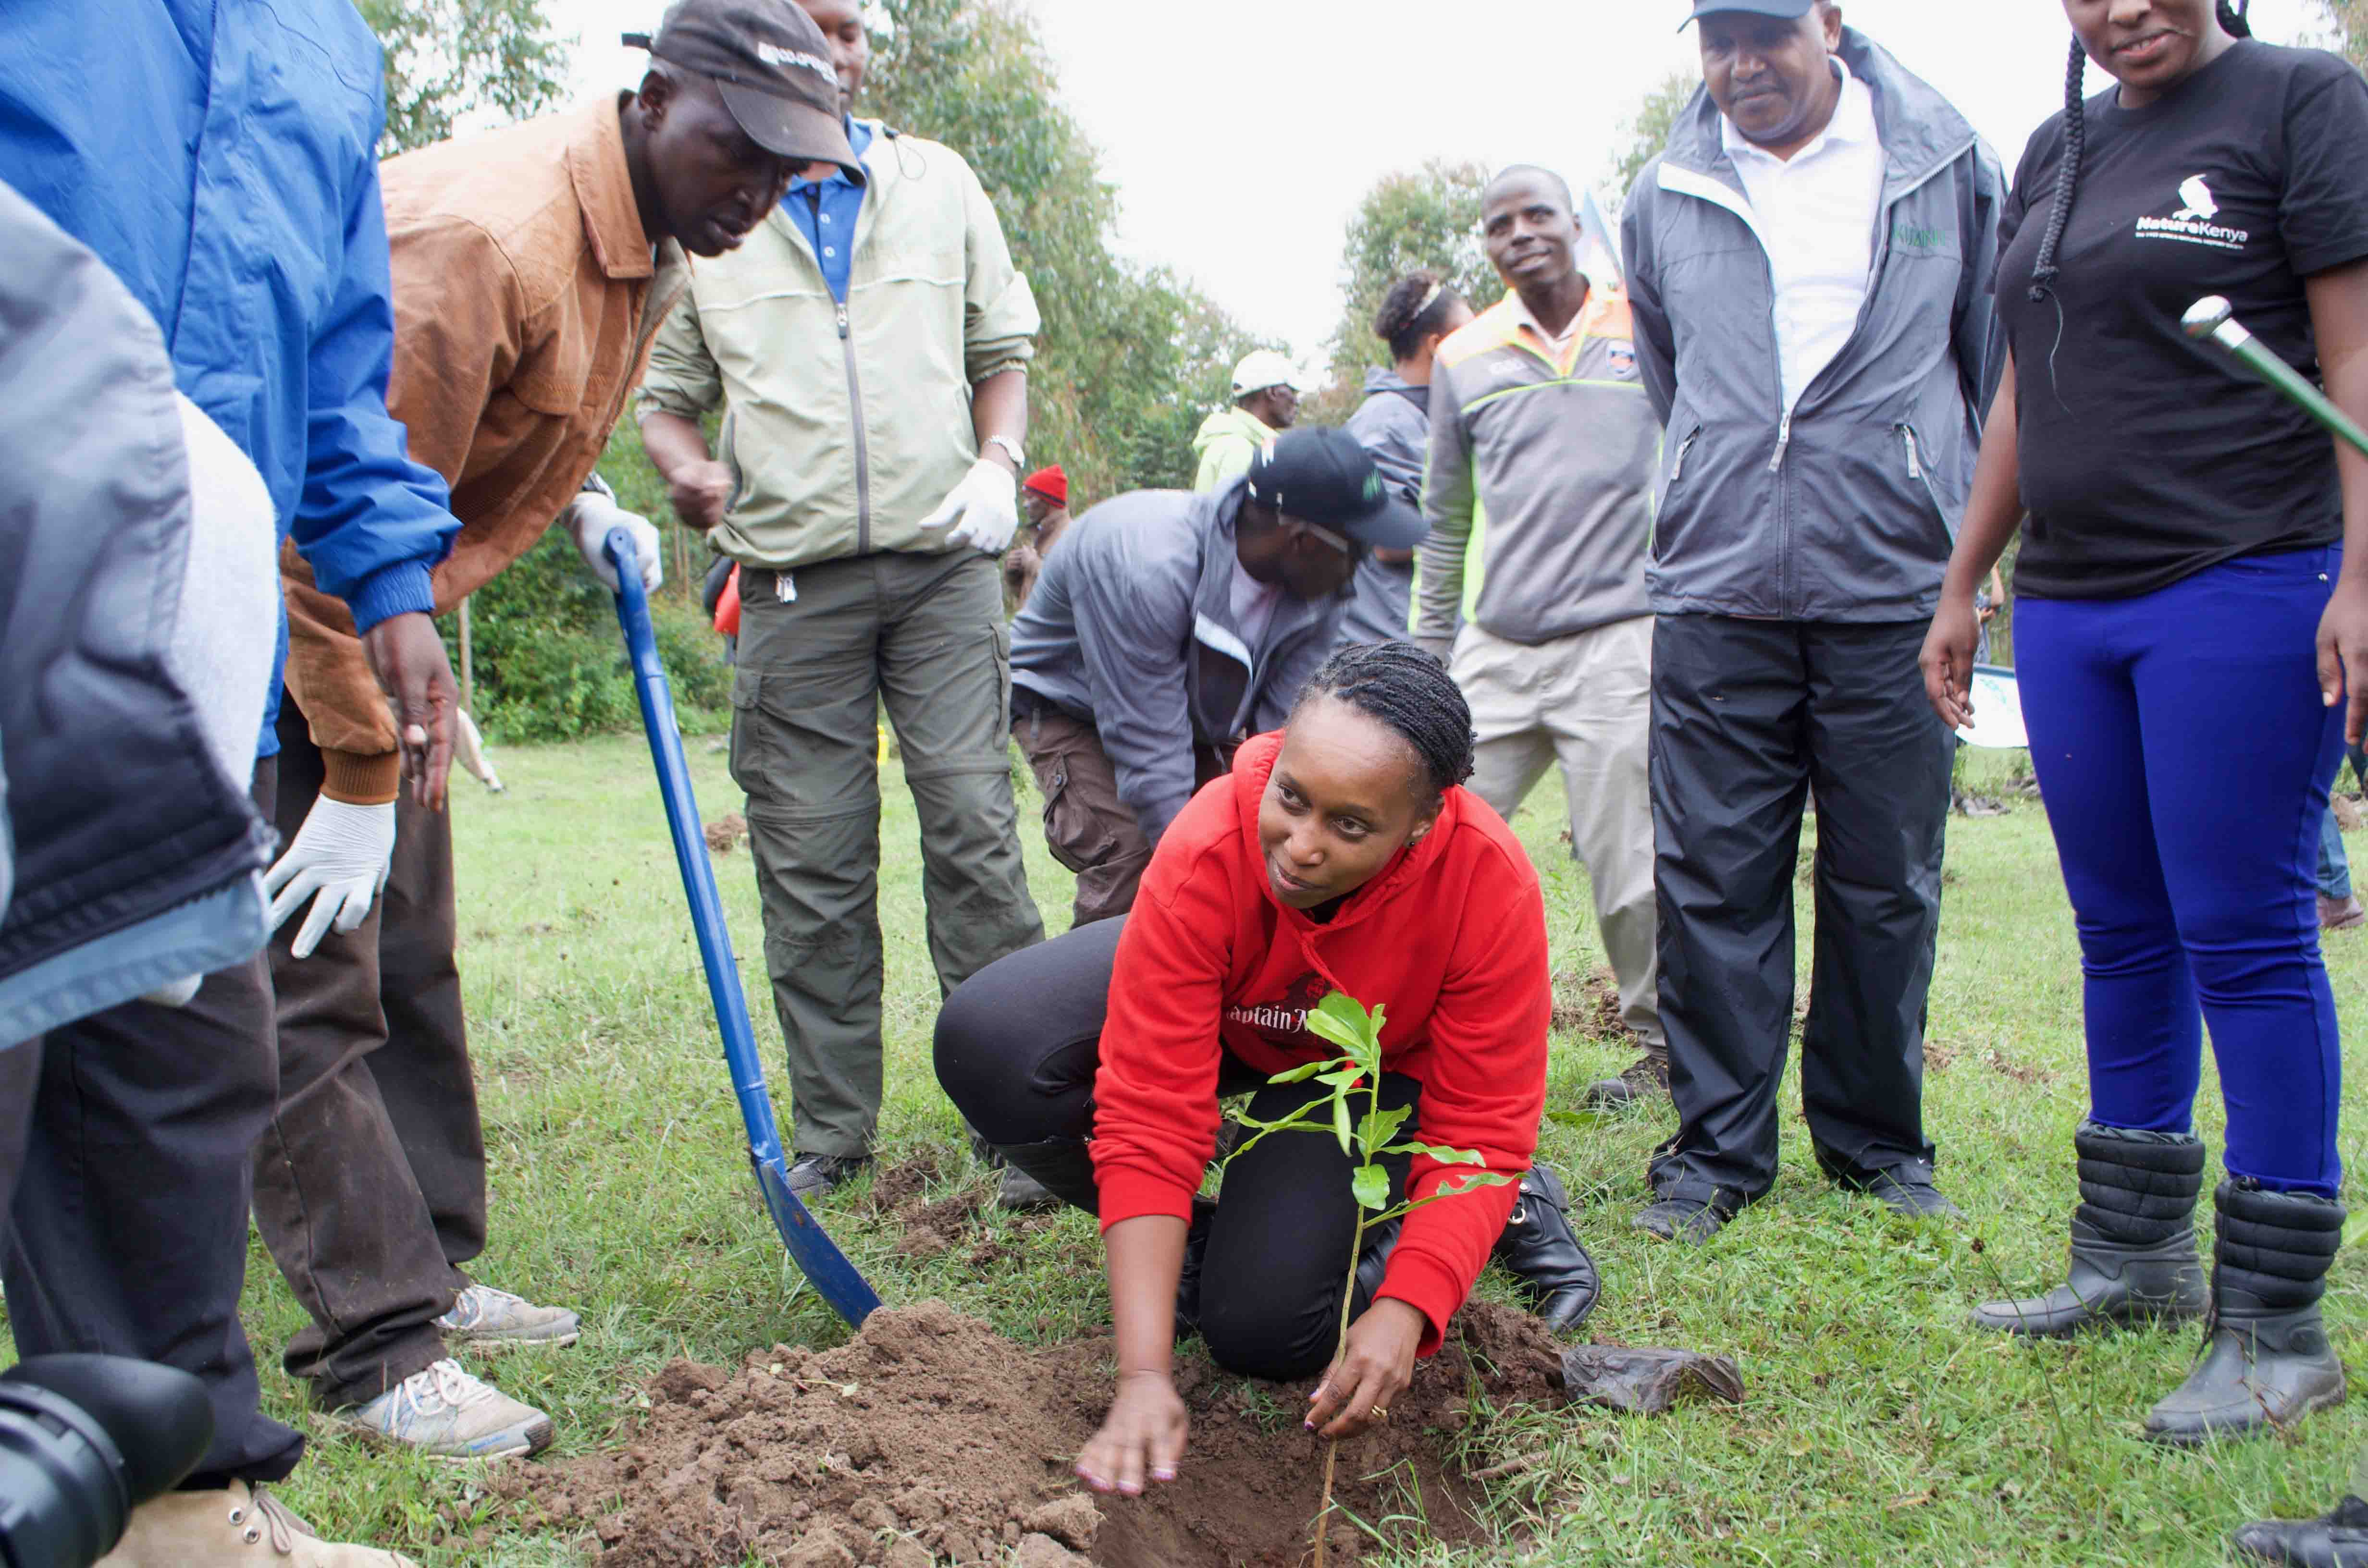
[{"xmin": 985, "ymin": 434, "xmax": 1025, "ymax": 471}]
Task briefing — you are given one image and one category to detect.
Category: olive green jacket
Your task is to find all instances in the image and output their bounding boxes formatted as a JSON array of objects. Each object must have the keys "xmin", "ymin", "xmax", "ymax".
[{"xmin": 635, "ymin": 122, "xmax": 1038, "ymax": 569}]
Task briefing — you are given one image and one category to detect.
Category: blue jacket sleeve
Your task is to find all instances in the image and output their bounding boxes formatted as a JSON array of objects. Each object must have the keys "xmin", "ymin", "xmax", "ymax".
[{"xmin": 290, "ymin": 115, "xmax": 457, "ymax": 634}]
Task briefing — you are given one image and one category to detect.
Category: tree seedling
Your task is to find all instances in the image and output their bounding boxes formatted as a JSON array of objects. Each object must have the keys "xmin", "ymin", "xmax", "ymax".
[{"xmin": 1220, "ymin": 992, "xmax": 1511, "ymax": 1568}]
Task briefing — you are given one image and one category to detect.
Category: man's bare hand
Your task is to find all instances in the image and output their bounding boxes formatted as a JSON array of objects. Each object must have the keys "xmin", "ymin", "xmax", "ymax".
[
  {"xmin": 668, "ymin": 459, "xmax": 736, "ymax": 533},
  {"xmin": 360, "ymin": 612, "xmax": 456, "ymax": 810}
]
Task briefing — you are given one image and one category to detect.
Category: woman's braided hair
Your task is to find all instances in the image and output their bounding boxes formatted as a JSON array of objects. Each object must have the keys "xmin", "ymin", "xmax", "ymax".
[
  {"xmin": 1374, "ymin": 271, "xmax": 1468, "ymax": 363},
  {"xmin": 2031, "ymin": 0, "xmax": 2251, "ymax": 302},
  {"xmin": 1289, "ymin": 643, "xmax": 1477, "ymax": 805}
]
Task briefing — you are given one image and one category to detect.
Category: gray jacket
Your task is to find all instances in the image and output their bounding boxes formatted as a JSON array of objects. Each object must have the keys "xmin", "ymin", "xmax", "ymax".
[
  {"xmin": 0, "ymin": 180, "xmax": 275, "ymax": 1046},
  {"xmin": 1009, "ymin": 481, "xmax": 1342, "ymax": 841},
  {"xmin": 1621, "ymin": 28, "xmax": 2006, "ymax": 622},
  {"xmin": 1338, "ymin": 369, "xmax": 1428, "ymax": 647}
]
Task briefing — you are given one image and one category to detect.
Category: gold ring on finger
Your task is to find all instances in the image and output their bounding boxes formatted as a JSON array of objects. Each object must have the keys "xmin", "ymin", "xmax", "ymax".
[{"xmin": 1370, "ymin": 1405, "xmax": 1389, "ymax": 1421}]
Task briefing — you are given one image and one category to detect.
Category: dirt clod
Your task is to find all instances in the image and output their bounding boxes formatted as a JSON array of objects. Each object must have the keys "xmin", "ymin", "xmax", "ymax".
[
  {"xmin": 705, "ymin": 813, "xmax": 749, "ymax": 854},
  {"xmin": 1549, "ymin": 966, "xmax": 1634, "ymax": 1042},
  {"xmin": 514, "ymin": 1300, "xmax": 1562, "ymax": 1567}
]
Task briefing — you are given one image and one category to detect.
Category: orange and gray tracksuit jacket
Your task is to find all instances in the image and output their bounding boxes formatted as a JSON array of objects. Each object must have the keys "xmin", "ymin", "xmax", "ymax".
[{"xmin": 1412, "ymin": 288, "xmax": 1658, "ymax": 651}]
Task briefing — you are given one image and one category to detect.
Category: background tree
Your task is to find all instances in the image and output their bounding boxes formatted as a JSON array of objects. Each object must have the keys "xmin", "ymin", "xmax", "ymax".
[
  {"xmin": 1313, "ymin": 160, "xmax": 1496, "ymax": 420},
  {"xmin": 865, "ymin": 0, "xmax": 1260, "ymax": 496},
  {"xmin": 353, "ymin": 0, "xmax": 569, "ymax": 155},
  {"xmin": 2316, "ymin": 0, "xmax": 2368, "ymax": 65},
  {"xmin": 1602, "ymin": 70, "xmax": 1699, "ymax": 209}
]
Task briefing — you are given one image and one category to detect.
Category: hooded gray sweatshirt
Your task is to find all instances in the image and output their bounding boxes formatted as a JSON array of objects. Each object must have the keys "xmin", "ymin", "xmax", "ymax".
[{"xmin": 1009, "ymin": 480, "xmax": 1342, "ymax": 840}]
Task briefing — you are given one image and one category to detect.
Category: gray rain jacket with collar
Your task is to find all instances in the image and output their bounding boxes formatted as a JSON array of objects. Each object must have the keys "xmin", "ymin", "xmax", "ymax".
[
  {"xmin": 1621, "ymin": 27, "xmax": 2007, "ymax": 623},
  {"xmin": 0, "ymin": 179, "xmax": 277, "ymax": 1047},
  {"xmin": 1338, "ymin": 368, "xmax": 1429, "ymax": 648},
  {"xmin": 1008, "ymin": 479, "xmax": 1344, "ymax": 842}
]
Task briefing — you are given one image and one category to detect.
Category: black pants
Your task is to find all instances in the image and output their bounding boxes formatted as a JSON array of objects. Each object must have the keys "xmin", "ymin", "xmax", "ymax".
[
  {"xmin": 1, "ymin": 760, "xmax": 305, "ymax": 1488},
  {"xmin": 935, "ymin": 917, "xmax": 1414, "ymax": 1380},
  {"xmin": 250, "ymin": 698, "xmax": 482, "ymax": 1410},
  {"xmin": 1646, "ymin": 616, "xmax": 1951, "ymax": 1209}
]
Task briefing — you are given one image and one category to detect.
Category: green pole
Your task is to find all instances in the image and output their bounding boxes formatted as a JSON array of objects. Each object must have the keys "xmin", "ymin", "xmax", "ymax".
[{"xmin": 2183, "ymin": 295, "xmax": 2368, "ymax": 462}]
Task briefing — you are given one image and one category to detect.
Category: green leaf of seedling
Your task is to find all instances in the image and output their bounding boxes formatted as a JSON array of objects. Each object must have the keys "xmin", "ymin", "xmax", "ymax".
[
  {"xmin": 1332, "ymin": 1091, "xmax": 1353, "ymax": 1155},
  {"xmin": 1317, "ymin": 1068, "xmax": 1363, "ymax": 1088},
  {"xmin": 1304, "ymin": 997, "xmax": 1368, "ymax": 1054},
  {"xmin": 1383, "ymin": 1141, "xmax": 1490, "ymax": 1166},
  {"xmin": 1267, "ymin": 1057, "xmax": 1341, "ymax": 1085},
  {"xmin": 1360, "ymin": 1105, "xmax": 1411, "ymax": 1152},
  {"xmin": 1351, "ymin": 1164, "xmax": 1391, "ymax": 1212}
]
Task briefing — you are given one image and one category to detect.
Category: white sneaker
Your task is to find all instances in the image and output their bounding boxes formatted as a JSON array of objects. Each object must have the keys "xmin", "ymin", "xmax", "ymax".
[
  {"xmin": 334, "ymin": 1359, "xmax": 554, "ymax": 1460},
  {"xmin": 435, "ymin": 1282, "xmax": 580, "ymax": 1348},
  {"xmin": 93, "ymin": 1480, "xmax": 417, "ymax": 1566}
]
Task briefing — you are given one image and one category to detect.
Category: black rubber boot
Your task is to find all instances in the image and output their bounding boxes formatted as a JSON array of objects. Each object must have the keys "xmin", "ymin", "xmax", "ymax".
[
  {"xmin": 1491, "ymin": 1166, "xmax": 1600, "ymax": 1332},
  {"xmin": 1972, "ymin": 1121, "xmax": 2206, "ymax": 1336},
  {"xmin": 990, "ymin": 1136, "xmax": 1099, "ymax": 1215},
  {"xmin": 2233, "ymin": 1496, "xmax": 2368, "ymax": 1566},
  {"xmin": 2145, "ymin": 1178, "xmax": 2347, "ymax": 1446}
]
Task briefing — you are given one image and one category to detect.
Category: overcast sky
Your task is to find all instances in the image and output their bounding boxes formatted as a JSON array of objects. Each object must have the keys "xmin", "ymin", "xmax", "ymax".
[{"xmin": 547, "ymin": 0, "xmax": 2330, "ymax": 360}]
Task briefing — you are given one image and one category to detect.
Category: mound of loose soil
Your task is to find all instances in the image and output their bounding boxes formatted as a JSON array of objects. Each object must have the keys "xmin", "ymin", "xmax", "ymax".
[
  {"xmin": 1548, "ymin": 967, "xmax": 1633, "ymax": 1042},
  {"xmin": 510, "ymin": 1299, "xmax": 1567, "ymax": 1568}
]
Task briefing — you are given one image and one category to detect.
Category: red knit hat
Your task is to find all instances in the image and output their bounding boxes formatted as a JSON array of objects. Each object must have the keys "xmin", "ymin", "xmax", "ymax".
[{"xmin": 1022, "ymin": 465, "xmax": 1068, "ymax": 506}]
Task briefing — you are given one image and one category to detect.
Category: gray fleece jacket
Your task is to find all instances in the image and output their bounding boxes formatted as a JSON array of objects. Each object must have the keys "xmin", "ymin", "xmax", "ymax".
[
  {"xmin": 1338, "ymin": 368, "xmax": 1429, "ymax": 647},
  {"xmin": 1008, "ymin": 481, "xmax": 1342, "ymax": 841},
  {"xmin": 1415, "ymin": 289, "xmax": 1658, "ymax": 649},
  {"xmin": 1621, "ymin": 27, "xmax": 2007, "ymax": 622}
]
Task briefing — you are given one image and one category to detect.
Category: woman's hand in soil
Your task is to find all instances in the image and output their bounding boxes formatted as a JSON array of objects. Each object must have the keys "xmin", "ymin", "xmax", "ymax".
[
  {"xmin": 1307, "ymin": 1299, "xmax": 1425, "ymax": 1440},
  {"xmin": 1919, "ymin": 591, "xmax": 1980, "ymax": 732},
  {"xmin": 1077, "ymin": 1370, "xmax": 1188, "ymax": 1497}
]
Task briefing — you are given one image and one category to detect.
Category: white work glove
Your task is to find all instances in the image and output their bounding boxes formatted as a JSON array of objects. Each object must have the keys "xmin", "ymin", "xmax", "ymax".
[
  {"xmin": 569, "ymin": 490, "xmax": 664, "ymax": 595},
  {"xmin": 919, "ymin": 458, "xmax": 1020, "ymax": 554},
  {"xmin": 264, "ymin": 797, "xmax": 395, "ymax": 960}
]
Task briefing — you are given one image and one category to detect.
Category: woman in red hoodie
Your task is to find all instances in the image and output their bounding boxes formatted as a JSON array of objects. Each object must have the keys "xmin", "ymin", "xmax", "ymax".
[{"xmin": 937, "ymin": 643, "xmax": 1592, "ymax": 1498}]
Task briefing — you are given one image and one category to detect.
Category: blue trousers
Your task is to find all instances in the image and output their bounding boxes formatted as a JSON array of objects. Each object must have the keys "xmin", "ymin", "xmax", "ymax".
[{"xmin": 2017, "ymin": 546, "xmax": 2345, "ymax": 1195}]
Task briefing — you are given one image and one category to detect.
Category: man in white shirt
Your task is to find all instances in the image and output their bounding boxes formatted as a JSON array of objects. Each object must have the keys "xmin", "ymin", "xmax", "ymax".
[{"xmin": 1617, "ymin": 0, "xmax": 2005, "ymax": 1240}]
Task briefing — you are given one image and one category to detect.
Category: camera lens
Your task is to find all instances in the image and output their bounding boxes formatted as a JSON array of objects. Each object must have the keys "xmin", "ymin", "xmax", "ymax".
[{"xmin": 0, "ymin": 1357, "xmax": 212, "ymax": 1568}]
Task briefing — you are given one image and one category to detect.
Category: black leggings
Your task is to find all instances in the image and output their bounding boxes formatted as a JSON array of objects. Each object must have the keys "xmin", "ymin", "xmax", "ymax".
[{"xmin": 936, "ymin": 917, "xmax": 1418, "ymax": 1380}]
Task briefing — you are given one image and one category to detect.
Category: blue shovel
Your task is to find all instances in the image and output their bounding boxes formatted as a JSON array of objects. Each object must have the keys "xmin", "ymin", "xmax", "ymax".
[{"xmin": 605, "ymin": 530, "xmax": 882, "ymax": 1330}]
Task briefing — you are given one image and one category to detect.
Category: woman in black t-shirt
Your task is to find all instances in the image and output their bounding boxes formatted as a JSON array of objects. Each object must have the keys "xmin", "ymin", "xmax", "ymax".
[{"xmin": 1918, "ymin": 0, "xmax": 2368, "ymax": 1462}]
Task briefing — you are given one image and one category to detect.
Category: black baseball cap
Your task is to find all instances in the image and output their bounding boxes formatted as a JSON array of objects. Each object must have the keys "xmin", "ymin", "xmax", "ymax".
[
  {"xmin": 1247, "ymin": 429, "xmax": 1428, "ymax": 551},
  {"xmin": 1682, "ymin": 0, "xmax": 1814, "ymax": 22},
  {"xmin": 626, "ymin": 0, "xmax": 862, "ymax": 176}
]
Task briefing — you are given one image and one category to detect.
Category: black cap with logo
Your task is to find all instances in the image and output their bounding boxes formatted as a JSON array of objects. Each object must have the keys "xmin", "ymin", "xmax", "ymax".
[
  {"xmin": 1247, "ymin": 428, "xmax": 1429, "ymax": 551},
  {"xmin": 625, "ymin": 0, "xmax": 862, "ymax": 177}
]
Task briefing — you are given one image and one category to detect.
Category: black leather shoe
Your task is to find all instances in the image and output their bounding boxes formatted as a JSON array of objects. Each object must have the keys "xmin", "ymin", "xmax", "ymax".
[
  {"xmin": 1634, "ymin": 1196, "xmax": 1730, "ymax": 1243},
  {"xmin": 2233, "ymin": 1495, "xmax": 2368, "ymax": 1566},
  {"xmin": 1581, "ymin": 1053, "xmax": 1669, "ymax": 1109},
  {"xmin": 1862, "ymin": 1170, "xmax": 1962, "ymax": 1221},
  {"xmin": 997, "ymin": 1164, "xmax": 1059, "ymax": 1211},
  {"xmin": 1492, "ymin": 1166, "xmax": 1599, "ymax": 1332},
  {"xmin": 785, "ymin": 1152, "xmax": 871, "ymax": 1201}
]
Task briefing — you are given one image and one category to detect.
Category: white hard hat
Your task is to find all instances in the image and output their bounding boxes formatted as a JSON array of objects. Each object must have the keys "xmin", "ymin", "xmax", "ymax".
[{"xmin": 1230, "ymin": 349, "xmax": 1305, "ymax": 398}]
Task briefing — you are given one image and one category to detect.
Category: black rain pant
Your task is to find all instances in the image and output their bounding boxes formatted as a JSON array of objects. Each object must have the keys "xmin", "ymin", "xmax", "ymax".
[
  {"xmin": 934, "ymin": 916, "xmax": 1413, "ymax": 1380},
  {"xmin": 1646, "ymin": 615, "xmax": 1952, "ymax": 1211}
]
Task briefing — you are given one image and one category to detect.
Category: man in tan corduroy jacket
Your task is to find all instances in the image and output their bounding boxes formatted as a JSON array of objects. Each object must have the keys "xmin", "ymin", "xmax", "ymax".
[{"xmin": 259, "ymin": 0, "xmax": 861, "ymax": 1460}]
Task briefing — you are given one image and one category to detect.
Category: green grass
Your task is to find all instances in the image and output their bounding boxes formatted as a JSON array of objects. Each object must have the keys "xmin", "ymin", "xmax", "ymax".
[{"xmin": 30, "ymin": 741, "xmax": 2368, "ymax": 1565}]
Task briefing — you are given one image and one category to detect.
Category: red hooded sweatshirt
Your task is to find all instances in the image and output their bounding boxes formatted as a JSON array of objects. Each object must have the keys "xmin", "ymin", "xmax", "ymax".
[{"xmin": 1090, "ymin": 732, "xmax": 1551, "ymax": 1356}]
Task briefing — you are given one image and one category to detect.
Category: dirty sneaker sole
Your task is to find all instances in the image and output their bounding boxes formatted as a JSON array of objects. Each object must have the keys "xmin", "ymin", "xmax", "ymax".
[
  {"xmin": 325, "ymin": 1410, "xmax": 556, "ymax": 1463},
  {"xmin": 442, "ymin": 1318, "xmax": 582, "ymax": 1350}
]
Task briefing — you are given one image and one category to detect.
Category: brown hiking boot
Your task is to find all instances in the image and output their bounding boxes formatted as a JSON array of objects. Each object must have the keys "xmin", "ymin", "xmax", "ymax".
[
  {"xmin": 1582, "ymin": 1052, "xmax": 1668, "ymax": 1108},
  {"xmin": 2320, "ymin": 894, "xmax": 2366, "ymax": 932},
  {"xmin": 95, "ymin": 1481, "xmax": 416, "ymax": 1567}
]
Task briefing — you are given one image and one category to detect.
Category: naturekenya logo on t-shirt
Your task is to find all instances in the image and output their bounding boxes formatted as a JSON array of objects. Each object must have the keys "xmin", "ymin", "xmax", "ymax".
[{"xmin": 2136, "ymin": 175, "xmax": 2251, "ymax": 253}]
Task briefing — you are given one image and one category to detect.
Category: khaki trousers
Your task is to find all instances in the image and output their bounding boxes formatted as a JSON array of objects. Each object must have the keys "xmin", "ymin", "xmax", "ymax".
[
  {"xmin": 1454, "ymin": 616, "xmax": 1663, "ymax": 1052},
  {"xmin": 733, "ymin": 551, "xmax": 1044, "ymax": 1158}
]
